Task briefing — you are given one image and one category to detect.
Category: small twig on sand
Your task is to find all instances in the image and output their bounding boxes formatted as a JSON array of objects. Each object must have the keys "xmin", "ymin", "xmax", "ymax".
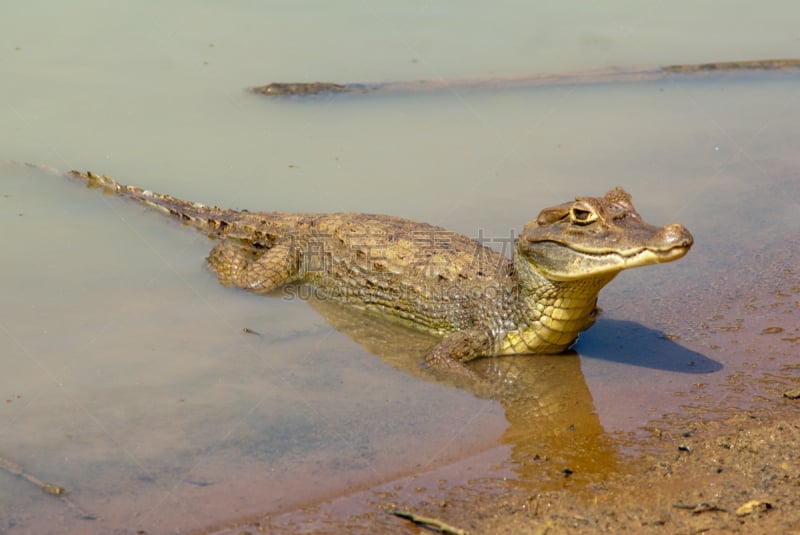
[
  {"xmin": 672, "ymin": 502, "xmax": 728, "ymax": 514},
  {"xmin": 391, "ymin": 510, "xmax": 466, "ymax": 535},
  {"xmin": 0, "ymin": 455, "xmax": 96, "ymax": 520}
]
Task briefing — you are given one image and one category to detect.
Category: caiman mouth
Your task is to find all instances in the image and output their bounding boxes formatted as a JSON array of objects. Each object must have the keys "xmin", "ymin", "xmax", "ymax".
[
  {"xmin": 521, "ymin": 223, "xmax": 694, "ymax": 282},
  {"xmin": 565, "ymin": 239, "xmax": 693, "ymax": 263}
]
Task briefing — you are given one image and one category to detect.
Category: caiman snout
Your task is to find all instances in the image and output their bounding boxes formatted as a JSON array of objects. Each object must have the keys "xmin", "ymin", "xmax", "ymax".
[{"xmin": 654, "ymin": 223, "xmax": 694, "ymax": 250}]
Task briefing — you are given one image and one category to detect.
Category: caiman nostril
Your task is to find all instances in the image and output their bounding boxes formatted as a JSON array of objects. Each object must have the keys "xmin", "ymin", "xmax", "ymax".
[{"xmin": 656, "ymin": 223, "xmax": 694, "ymax": 248}]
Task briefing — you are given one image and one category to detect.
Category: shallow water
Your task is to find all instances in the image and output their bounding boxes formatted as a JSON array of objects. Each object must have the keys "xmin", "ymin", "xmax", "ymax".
[{"xmin": 2, "ymin": 2, "xmax": 800, "ymax": 533}]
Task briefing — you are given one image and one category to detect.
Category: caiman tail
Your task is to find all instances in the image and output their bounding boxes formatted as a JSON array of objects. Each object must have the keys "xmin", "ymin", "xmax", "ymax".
[{"xmin": 67, "ymin": 170, "xmax": 239, "ymax": 239}]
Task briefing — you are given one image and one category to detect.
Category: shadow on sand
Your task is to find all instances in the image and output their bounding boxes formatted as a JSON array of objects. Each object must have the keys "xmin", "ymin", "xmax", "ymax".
[{"xmin": 576, "ymin": 317, "xmax": 721, "ymax": 373}]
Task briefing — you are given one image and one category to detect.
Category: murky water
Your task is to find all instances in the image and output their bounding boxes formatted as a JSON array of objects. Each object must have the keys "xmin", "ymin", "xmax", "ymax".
[{"xmin": 2, "ymin": 2, "xmax": 799, "ymax": 533}]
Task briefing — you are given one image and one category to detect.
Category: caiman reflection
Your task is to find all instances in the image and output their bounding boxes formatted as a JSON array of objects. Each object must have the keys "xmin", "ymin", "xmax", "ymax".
[{"xmin": 308, "ymin": 297, "xmax": 618, "ymax": 486}]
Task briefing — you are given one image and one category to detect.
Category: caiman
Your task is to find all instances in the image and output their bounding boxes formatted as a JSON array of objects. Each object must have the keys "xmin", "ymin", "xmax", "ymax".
[{"xmin": 66, "ymin": 170, "xmax": 693, "ymax": 376}]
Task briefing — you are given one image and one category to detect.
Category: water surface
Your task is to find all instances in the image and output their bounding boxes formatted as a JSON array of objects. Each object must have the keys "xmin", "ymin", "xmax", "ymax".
[{"xmin": 1, "ymin": 1, "xmax": 799, "ymax": 533}]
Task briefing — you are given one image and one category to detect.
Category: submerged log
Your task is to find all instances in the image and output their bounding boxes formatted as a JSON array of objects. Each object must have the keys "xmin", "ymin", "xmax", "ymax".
[{"xmin": 253, "ymin": 58, "xmax": 800, "ymax": 97}]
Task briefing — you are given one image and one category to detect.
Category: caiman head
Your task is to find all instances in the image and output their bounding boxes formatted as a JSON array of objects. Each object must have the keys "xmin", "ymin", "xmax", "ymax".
[
  {"xmin": 499, "ymin": 187, "xmax": 692, "ymax": 356},
  {"xmin": 517, "ymin": 187, "xmax": 693, "ymax": 282}
]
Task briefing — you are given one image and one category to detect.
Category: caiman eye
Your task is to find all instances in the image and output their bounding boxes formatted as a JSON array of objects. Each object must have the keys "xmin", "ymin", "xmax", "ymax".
[{"xmin": 569, "ymin": 206, "xmax": 598, "ymax": 225}]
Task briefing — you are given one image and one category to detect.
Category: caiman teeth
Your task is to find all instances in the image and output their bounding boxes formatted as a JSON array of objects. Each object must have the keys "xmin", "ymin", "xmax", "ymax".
[{"xmin": 563, "ymin": 244, "xmax": 682, "ymax": 258}]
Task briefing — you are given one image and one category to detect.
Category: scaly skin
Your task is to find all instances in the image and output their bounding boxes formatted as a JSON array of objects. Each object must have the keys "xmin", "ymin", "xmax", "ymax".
[{"xmin": 66, "ymin": 170, "xmax": 693, "ymax": 376}]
